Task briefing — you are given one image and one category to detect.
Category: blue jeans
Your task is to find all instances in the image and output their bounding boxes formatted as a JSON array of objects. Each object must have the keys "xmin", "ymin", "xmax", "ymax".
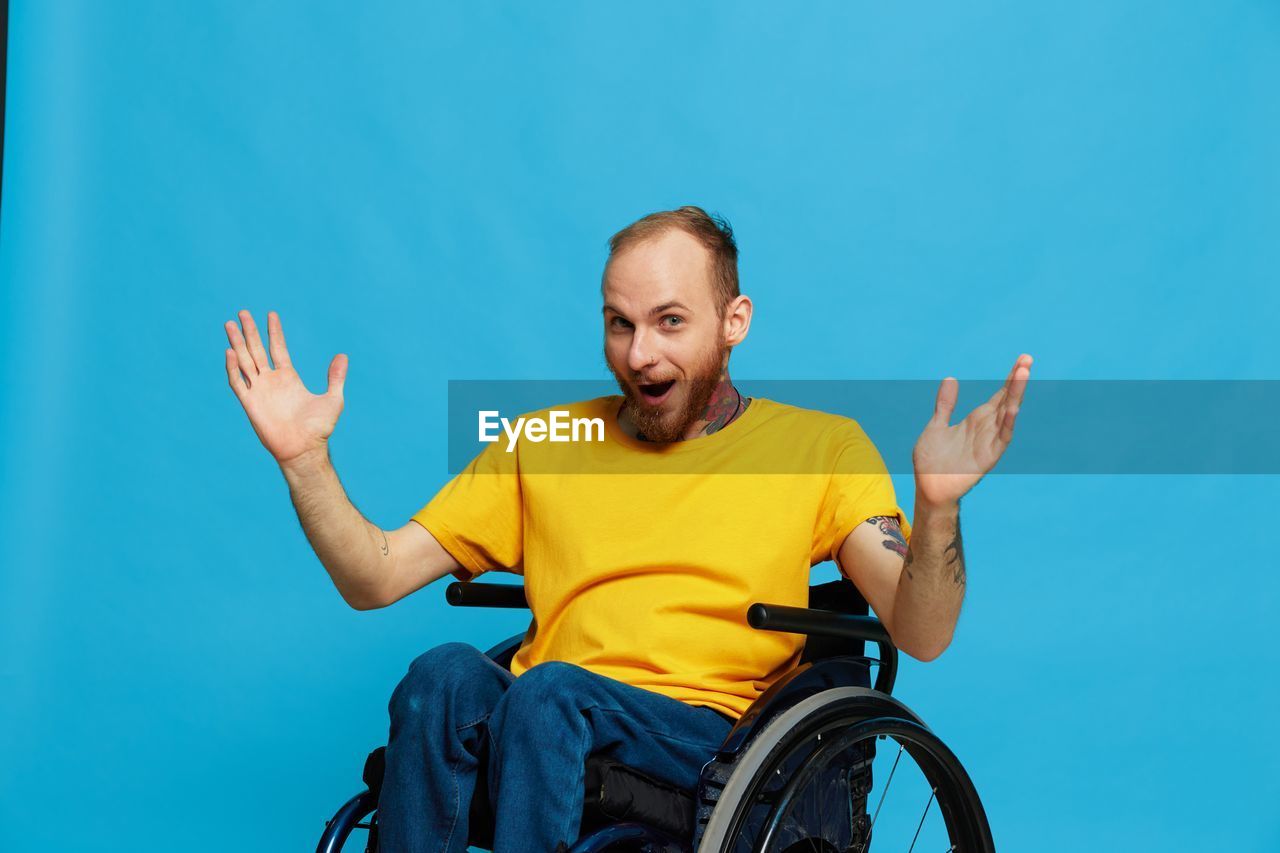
[{"xmin": 377, "ymin": 642, "xmax": 734, "ymax": 853}]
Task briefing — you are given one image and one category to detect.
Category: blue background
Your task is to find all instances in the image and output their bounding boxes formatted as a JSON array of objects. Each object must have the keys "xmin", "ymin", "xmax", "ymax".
[{"xmin": 2, "ymin": 2, "xmax": 1278, "ymax": 850}]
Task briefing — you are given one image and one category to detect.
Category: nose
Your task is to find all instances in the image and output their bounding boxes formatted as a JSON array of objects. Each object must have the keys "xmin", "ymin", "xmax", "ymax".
[{"xmin": 627, "ymin": 328, "xmax": 658, "ymax": 374}]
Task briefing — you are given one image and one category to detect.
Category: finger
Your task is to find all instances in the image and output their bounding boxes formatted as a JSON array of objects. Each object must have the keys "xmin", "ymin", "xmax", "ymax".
[
  {"xmin": 997, "ymin": 402, "xmax": 1019, "ymax": 445},
  {"xmin": 225, "ymin": 319, "xmax": 258, "ymax": 382},
  {"xmin": 225, "ymin": 348, "xmax": 249, "ymax": 399},
  {"xmin": 267, "ymin": 310, "xmax": 292, "ymax": 369},
  {"xmin": 933, "ymin": 376, "xmax": 958, "ymax": 426},
  {"xmin": 239, "ymin": 309, "xmax": 272, "ymax": 372},
  {"xmin": 325, "ymin": 353, "xmax": 348, "ymax": 399},
  {"xmin": 989, "ymin": 354, "xmax": 1033, "ymax": 411},
  {"xmin": 1006, "ymin": 355, "xmax": 1033, "ymax": 409}
]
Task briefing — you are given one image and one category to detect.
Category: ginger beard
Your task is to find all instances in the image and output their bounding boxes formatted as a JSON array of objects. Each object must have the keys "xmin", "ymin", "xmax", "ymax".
[{"xmin": 608, "ymin": 330, "xmax": 731, "ymax": 443}]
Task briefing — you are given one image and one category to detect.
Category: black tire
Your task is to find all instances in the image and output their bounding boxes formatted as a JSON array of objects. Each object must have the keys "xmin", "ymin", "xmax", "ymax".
[{"xmin": 697, "ymin": 688, "xmax": 993, "ymax": 852}]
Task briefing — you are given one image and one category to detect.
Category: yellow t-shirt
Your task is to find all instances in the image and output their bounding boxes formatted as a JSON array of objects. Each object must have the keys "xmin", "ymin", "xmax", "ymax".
[{"xmin": 411, "ymin": 395, "xmax": 911, "ymax": 720}]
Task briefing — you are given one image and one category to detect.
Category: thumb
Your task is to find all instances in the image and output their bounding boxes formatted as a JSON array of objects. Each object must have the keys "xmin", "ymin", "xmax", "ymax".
[{"xmin": 326, "ymin": 353, "xmax": 348, "ymax": 399}]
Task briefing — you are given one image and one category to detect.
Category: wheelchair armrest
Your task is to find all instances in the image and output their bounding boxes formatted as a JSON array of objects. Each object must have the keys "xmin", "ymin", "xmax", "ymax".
[
  {"xmin": 445, "ymin": 582, "xmax": 529, "ymax": 609},
  {"xmin": 747, "ymin": 603, "xmax": 898, "ymax": 694}
]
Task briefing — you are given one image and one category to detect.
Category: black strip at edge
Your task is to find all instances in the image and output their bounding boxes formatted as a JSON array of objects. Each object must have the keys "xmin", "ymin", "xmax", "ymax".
[{"xmin": 0, "ymin": 0, "xmax": 9, "ymax": 229}]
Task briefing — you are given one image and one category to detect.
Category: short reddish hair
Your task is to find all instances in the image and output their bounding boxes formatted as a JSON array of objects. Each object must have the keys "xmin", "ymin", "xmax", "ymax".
[{"xmin": 605, "ymin": 205, "xmax": 740, "ymax": 318}]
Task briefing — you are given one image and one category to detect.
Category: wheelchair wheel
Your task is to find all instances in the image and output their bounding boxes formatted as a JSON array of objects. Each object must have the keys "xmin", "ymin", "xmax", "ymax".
[
  {"xmin": 316, "ymin": 789, "xmax": 378, "ymax": 853},
  {"xmin": 697, "ymin": 688, "xmax": 993, "ymax": 852}
]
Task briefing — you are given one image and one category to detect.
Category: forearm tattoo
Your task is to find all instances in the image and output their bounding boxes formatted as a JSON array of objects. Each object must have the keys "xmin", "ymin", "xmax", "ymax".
[
  {"xmin": 379, "ymin": 528, "xmax": 390, "ymax": 557},
  {"xmin": 945, "ymin": 517, "xmax": 965, "ymax": 587}
]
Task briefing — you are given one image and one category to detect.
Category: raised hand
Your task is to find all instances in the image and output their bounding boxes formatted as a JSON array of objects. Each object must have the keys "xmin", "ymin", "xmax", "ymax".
[
  {"xmin": 224, "ymin": 309, "xmax": 348, "ymax": 466},
  {"xmin": 912, "ymin": 354, "xmax": 1032, "ymax": 508}
]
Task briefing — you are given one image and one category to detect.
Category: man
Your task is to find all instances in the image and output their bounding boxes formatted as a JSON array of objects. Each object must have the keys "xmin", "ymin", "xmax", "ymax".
[{"xmin": 223, "ymin": 206, "xmax": 1031, "ymax": 852}]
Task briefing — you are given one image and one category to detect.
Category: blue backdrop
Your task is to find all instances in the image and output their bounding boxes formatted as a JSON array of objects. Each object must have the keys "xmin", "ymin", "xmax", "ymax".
[{"xmin": 2, "ymin": 2, "xmax": 1277, "ymax": 850}]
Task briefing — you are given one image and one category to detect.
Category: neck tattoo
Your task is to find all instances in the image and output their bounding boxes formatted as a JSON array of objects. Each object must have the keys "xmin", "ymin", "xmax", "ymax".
[{"xmin": 635, "ymin": 385, "xmax": 748, "ymax": 443}]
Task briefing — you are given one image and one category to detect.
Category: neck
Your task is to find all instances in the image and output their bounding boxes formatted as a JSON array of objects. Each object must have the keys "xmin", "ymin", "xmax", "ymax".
[{"xmin": 694, "ymin": 373, "xmax": 746, "ymax": 438}]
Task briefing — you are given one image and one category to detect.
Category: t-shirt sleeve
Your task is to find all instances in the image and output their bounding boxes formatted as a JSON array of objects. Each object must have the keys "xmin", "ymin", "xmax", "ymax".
[
  {"xmin": 812, "ymin": 419, "xmax": 913, "ymax": 564},
  {"xmin": 410, "ymin": 439, "xmax": 524, "ymax": 583}
]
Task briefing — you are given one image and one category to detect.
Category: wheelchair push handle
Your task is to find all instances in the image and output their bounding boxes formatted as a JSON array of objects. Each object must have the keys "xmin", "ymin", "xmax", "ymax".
[
  {"xmin": 747, "ymin": 602, "xmax": 898, "ymax": 694},
  {"xmin": 445, "ymin": 582, "xmax": 529, "ymax": 609},
  {"xmin": 442, "ymin": 583, "xmax": 897, "ymax": 692}
]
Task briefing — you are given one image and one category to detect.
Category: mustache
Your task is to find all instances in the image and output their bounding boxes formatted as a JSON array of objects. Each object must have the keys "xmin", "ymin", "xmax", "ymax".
[{"xmin": 625, "ymin": 376, "xmax": 725, "ymax": 386}]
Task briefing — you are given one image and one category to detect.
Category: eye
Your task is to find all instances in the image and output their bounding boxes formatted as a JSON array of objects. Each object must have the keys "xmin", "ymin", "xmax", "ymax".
[
  {"xmin": 609, "ymin": 316, "xmax": 633, "ymax": 329},
  {"xmin": 661, "ymin": 315, "xmax": 684, "ymax": 328}
]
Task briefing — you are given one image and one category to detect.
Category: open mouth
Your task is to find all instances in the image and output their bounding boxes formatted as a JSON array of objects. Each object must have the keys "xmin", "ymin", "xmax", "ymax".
[{"xmin": 637, "ymin": 380, "xmax": 676, "ymax": 406}]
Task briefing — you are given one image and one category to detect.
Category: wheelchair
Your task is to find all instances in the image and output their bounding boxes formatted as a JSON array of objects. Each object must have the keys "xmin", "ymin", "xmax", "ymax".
[{"xmin": 318, "ymin": 578, "xmax": 994, "ymax": 852}]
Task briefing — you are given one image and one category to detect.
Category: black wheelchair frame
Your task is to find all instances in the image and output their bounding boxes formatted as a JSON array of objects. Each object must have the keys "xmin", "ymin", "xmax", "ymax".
[{"xmin": 317, "ymin": 578, "xmax": 994, "ymax": 852}]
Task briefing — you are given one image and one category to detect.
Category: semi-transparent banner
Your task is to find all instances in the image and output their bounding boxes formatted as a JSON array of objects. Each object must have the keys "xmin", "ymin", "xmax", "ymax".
[{"xmin": 444, "ymin": 380, "xmax": 1280, "ymax": 475}]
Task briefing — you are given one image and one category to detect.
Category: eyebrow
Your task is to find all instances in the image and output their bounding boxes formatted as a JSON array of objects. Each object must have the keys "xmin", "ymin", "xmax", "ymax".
[{"xmin": 601, "ymin": 301, "xmax": 692, "ymax": 317}]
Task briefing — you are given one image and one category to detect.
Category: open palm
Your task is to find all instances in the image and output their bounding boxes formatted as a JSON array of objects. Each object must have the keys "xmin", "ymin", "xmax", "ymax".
[
  {"xmin": 224, "ymin": 309, "xmax": 348, "ymax": 465},
  {"xmin": 913, "ymin": 354, "xmax": 1032, "ymax": 507}
]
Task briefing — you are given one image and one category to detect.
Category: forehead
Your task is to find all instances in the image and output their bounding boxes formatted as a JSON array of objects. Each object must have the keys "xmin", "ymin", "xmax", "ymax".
[{"xmin": 602, "ymin": 228, "xmax": 716, "ymax": 312}]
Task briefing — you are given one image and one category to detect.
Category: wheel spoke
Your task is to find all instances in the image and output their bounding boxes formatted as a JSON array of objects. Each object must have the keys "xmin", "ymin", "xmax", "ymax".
[
  {"xmin": 869, "ymin": 743, "xmax": 904, "ymax": 830},
  {"xmin": 906, "ymin": 787, "xmax": 936, "ymax": 853}
]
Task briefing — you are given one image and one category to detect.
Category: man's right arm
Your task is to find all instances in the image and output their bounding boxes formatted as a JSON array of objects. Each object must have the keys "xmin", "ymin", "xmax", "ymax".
[
  {"xmin": 280, "ymin": 447, "xmax": 463, "ymax": 610},
  {"xmin": 222, "ymin": 308, "xmax": 461, "ymax": 611}
]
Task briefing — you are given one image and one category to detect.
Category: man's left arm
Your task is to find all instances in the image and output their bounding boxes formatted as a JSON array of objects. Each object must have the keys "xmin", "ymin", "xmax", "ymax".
[
  {"xmin": 835, "ymin": 498, "xmax": 964, "ymax": 662},
  {"xmin": 836, "ymin": 352, "xmax": 1031, "ymax": 660}
]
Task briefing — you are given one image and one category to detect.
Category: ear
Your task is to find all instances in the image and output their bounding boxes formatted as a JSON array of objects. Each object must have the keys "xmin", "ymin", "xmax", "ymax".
[{"xmin": 723, "ymin": 294, "xmax": 753, "ymax": 347}]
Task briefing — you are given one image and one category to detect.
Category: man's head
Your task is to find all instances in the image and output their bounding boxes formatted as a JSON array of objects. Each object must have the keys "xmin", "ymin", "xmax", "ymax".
[{"xmin": 601, "ymin": 206, "xmax": 752, "ymax": 442}]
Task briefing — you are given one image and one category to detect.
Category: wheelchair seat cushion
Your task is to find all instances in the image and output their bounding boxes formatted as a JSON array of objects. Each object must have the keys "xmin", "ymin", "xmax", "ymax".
[{"xmin": 580, "ymin": 755, "xmax": 695, "ymax": 839}]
